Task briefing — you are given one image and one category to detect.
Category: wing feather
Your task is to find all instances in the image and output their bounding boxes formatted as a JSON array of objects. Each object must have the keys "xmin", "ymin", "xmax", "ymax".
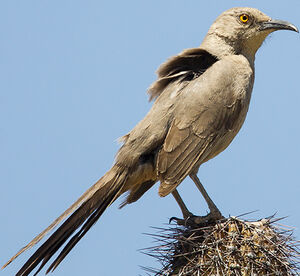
[
  {"xmin": 157, "ymin": 99, "xmax": 243, "ymax": 196},
  {"xmin": 148, "ymin": 48, "xmax": 218, "ymax": 101}
]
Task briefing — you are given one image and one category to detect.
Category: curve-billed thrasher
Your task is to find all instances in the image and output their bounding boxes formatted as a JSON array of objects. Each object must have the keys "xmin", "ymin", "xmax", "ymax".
[{"xmin": 3, "ymin": 7, "xmax": 298, "ymax": 276}]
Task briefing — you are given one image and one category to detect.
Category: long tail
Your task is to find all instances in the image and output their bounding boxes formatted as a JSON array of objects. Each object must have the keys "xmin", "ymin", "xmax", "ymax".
[{"xmin": 2, "ymin": 165, "xmax": 128, "ymax": 276}]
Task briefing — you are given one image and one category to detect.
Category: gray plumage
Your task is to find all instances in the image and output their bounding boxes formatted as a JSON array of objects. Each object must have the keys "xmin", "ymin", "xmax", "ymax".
[{"xmin": 3, "ymin": 7, "xmax": 298, "ymax": 276}]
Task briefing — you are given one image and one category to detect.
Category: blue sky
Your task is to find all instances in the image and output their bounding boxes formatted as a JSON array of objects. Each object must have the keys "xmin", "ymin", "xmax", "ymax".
[{"xmin": 1, "ymin": 1, "xmax": 299, "ymax": 275}]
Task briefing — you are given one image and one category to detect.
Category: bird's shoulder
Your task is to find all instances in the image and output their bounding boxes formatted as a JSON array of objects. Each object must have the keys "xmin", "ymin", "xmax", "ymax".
[
  {"xmin": 172, "ymin": 54, "xmax": 253, "ymax": 125},
  {"xmin": 202, "ymin": 54, "xmax": 253, "ymax": 90}
]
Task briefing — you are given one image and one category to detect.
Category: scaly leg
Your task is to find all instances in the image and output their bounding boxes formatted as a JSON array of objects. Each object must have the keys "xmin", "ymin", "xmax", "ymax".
[
  {"xmin": 190, "ymin": 173, "xmax": 222, "ymax": 219},
  {"xmin": 171, "ymin": 189, "xmax": 193, "ymax": 219},
  {"xmin": 170, "ymin": 175, "xmax": 223, "ymax": 226}
]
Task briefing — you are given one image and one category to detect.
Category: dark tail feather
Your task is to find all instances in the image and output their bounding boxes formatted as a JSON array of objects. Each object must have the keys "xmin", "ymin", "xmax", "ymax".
[
  {"xmin": 12, "ymin": 165, "xmax": 128, "ymax": 276},
  {"xmin": 46, "ymin": 199, "xmax": 109, "ymax": 274}
]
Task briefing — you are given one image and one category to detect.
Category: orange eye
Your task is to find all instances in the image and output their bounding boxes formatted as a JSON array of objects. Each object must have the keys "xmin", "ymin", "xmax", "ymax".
[{"xmin": 239, "ymin": 14, "xmax": 249, "ymax": 23}]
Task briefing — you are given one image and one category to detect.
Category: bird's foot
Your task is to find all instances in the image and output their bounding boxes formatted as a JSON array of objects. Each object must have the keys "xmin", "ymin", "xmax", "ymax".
[{"xmin": 169, "ymin": 211, "xmax": 224, "ymax": 227}]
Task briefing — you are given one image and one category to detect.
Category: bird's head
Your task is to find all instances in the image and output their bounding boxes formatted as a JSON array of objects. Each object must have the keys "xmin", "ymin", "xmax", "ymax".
[{"xmin": 202, "ymin": 7, "xmax": 298, "ymax": 62}]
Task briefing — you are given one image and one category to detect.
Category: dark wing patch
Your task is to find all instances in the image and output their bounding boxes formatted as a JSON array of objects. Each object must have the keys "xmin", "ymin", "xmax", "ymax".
[{"xmin": 148, "ymin": 48, "xmax": 218, "ymax": 101}]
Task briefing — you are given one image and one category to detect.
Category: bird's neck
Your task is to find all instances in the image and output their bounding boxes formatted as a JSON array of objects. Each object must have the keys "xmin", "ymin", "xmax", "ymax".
[{"xmin": 200, "ymin": 33, "xmax": 256, "ymax": 68}]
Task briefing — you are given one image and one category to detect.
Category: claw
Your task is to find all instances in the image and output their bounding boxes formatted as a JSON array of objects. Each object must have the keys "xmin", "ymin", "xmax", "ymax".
[
  {"xmin": 169, "ymin": 211, "xmax": 224, "ymax": 227},
  {"xmin": 169, "ymin": 216, "xmax": 186, "ymax": 225}
]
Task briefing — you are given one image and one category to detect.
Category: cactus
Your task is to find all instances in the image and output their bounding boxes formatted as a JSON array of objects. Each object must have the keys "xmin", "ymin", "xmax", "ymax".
[{"xmin": 143, "ymin": 216, "xmax": 300, "ymax": 275}]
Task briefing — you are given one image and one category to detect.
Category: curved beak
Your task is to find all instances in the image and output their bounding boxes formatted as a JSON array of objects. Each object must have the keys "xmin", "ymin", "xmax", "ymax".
[{"xmin": 260, "ymin": 19, "xmax": 299, "ymax": 33}]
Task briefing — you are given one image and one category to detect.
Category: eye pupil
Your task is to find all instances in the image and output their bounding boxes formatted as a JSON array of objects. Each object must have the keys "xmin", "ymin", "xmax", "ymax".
[{"xmin": 240, "ymin": 14, "xmax": 249, "ymax": 23}]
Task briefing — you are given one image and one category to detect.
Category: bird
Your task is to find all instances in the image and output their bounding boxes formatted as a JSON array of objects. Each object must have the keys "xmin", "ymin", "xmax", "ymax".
[{"xmin": 2, "ymin": 7, "xmax": 298, "ymax": 276}]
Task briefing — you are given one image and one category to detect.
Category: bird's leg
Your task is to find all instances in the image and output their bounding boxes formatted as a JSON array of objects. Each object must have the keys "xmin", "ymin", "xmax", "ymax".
[
  {"xmin": 170, "ymin": 189, "xmax": 195, "ymax": 226},
  {"xmin": 190, "ymin": 173, "xmax": 223, "ymax": 220},
  {"xmin": 169, "ymin": 176, "xmax": 223, "ymax": 226},
  {"xmin": 171, "ymin": 189, "xmax": 193, "ymax": 219}
]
